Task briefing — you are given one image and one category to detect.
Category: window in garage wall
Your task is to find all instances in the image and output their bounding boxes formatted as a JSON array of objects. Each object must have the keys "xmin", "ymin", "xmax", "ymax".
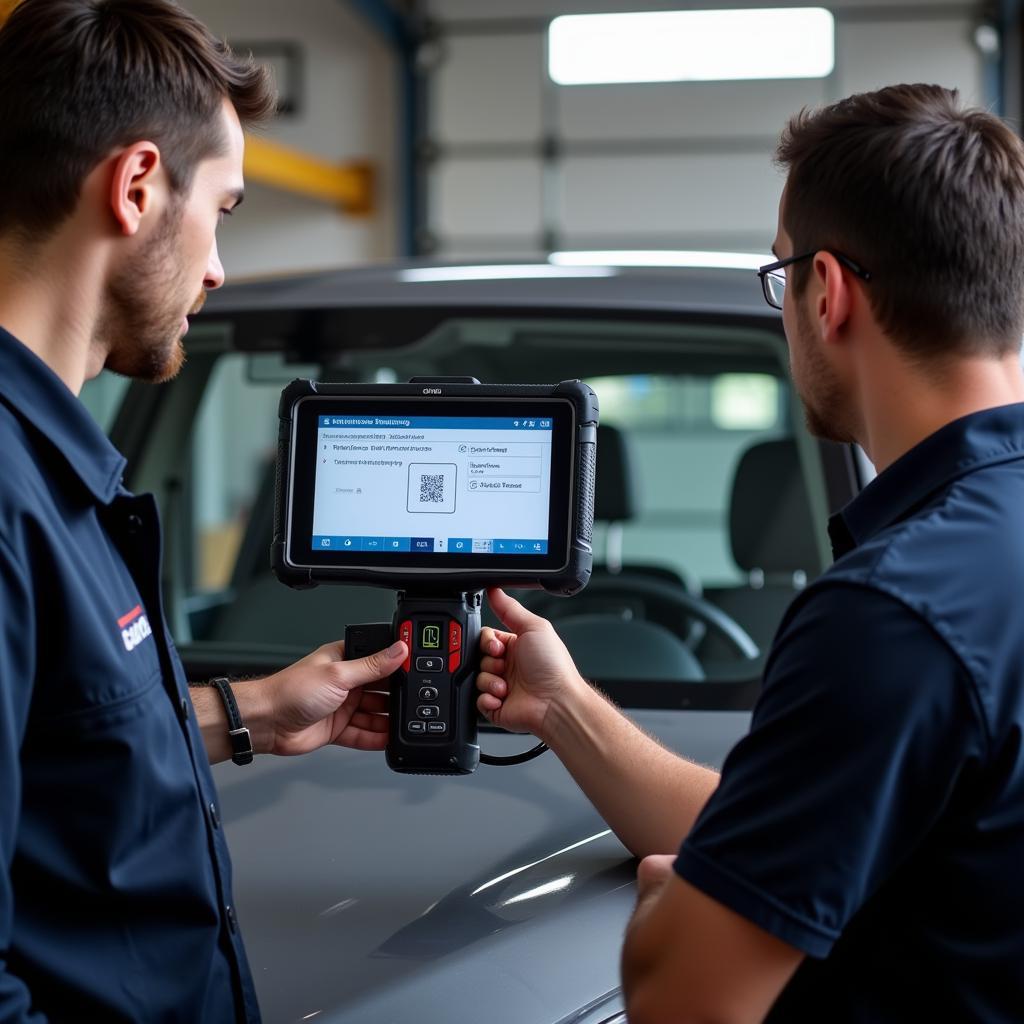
[{"xmin": 421, "ymin": 0, "xmax": 993, "ymax": 258}]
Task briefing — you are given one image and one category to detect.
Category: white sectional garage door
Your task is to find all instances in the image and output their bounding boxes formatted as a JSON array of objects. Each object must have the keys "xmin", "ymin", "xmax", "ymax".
[{"xmin": 422, "ymin": 0, "xmax": 989, "ymax": 258}]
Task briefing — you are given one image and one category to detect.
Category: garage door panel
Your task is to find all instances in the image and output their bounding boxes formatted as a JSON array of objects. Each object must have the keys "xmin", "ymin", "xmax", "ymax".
[
  {"xmin": 559, "ymin": 153, "xmax": 782, "ymax": 238},
  {"xmin": 434, "ymin": 34, "xmax": 545, "ymax": 144},
  {"xmin": 559, "ymin": 78, "xmax": 828, "ymax": 143},
  {"xmin": 432, "ymin": 158, "xmax": 544, "ymax": 237},
  {"xmin": 836, "ymin": 19, "xmax": 984, "ymax": 102}
]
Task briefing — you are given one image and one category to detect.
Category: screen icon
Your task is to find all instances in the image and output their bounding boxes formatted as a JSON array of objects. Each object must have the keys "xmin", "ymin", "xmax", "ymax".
[{"xmin": 421, "ymin": 625, "xmax": 441, "ymax": 650}]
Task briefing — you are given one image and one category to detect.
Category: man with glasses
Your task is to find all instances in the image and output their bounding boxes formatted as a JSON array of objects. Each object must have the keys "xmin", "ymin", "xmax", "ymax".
[{"xmin": 476, "ymin": 83, "xmax": 1024, "ymax": 1022}]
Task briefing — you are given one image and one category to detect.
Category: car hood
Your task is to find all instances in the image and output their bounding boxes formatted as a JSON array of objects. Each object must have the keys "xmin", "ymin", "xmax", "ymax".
[{"xmin": 212, "ymin": 708, "xmax": 749, "ymax": 1024}]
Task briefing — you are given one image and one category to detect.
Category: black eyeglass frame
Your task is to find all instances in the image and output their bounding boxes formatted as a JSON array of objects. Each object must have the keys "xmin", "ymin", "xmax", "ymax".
[{"xmin": 757, "ymin": 250, "xmax": 872, "ymax": 310}]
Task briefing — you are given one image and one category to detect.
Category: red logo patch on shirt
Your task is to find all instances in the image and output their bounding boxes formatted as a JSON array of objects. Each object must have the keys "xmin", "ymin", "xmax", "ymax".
[{"xmin": 117, "ymin": 605, "xmax": 153, "ymax": 652}]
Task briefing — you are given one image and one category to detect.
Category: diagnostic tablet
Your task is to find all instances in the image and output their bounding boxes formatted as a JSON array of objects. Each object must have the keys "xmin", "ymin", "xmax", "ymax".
[{"xmin": 273, "ymin": 379, "xmax": 598, "ymax": 594}]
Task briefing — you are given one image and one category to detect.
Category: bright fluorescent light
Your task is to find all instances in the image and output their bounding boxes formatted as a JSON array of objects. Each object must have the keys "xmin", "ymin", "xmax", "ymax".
[
  {"xmin": 549, "ymin": 8, "xmax": 835, "ymax": 85},
  {"xmin": 399, "ymin": 265, "xmax": 618, "ymax": 283},
  {"xmin": 550, "ymin": 250, "xmax": 771, "ymax": 270}
]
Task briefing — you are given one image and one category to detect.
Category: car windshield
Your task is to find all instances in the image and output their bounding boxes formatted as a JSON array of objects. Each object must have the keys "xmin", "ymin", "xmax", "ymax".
[{"xmin": 84, "ymin": 309, "xmax": 835, "ymax": 710}]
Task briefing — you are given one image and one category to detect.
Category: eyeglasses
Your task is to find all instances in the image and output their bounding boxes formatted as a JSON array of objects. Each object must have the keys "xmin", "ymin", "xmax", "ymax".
[{"xmin": 757, "ymin": 250, "xmax": 872, "ymax": 310}]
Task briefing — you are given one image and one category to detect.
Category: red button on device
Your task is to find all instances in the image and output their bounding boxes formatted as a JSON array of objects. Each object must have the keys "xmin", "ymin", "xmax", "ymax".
[
  {"xmin": 399, "ymin": 620, "xmax": 412, "ymax": 672},
  {"xmin": 449, "ymin": 649, "xmax": 462, "ymax": 674},
  {"xmin": 448, "ymin": 621, "xmax": 462, "ymax": 652}
]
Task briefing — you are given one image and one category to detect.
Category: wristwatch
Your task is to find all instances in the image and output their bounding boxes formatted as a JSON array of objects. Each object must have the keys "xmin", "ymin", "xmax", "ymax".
[{"xmin": 206, "ymin": 676, "xmax": 254, "ymax": 766}]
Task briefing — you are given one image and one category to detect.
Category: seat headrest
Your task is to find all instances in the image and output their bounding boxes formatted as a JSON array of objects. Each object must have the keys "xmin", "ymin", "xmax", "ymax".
[
  {"xmin": 729, "ymin": 438, "xmax": 820, "ymax": 575},
  {"xmin": 595, "ymin": 423, "xmax": 638, "ymax": 523}
]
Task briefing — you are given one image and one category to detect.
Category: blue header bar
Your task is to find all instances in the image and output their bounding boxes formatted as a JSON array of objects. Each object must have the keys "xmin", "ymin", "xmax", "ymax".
[{"xmin": 318, "ymin": 416, "xmax": 553, "ymax": 430}]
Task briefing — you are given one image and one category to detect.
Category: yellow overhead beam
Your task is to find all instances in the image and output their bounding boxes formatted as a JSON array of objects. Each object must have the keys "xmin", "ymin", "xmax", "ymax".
[{"xmin": 243, "ymin": 133, "xmax": 374, "ymax": 215}]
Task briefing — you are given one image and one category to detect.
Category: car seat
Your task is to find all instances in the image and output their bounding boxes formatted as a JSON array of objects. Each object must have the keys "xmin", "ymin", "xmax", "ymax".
[{"xmin": 701, "ymin": 437, "xmax": 821, "ymax": 658}]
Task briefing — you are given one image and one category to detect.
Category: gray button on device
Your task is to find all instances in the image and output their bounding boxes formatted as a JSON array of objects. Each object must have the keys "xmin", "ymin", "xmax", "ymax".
[
  {"xmin": 416, "ymin": 656, "xmax": 444, "ymax": 672},
  {"xmin": 426, "ymin": 722, "xmax": 446, "ymax": 734},
  {"xmin": 419, "ymin": 686, "xmax": 439, "ymax": 701},
  {"xmin": 417, "ymin": 705, "xmax": 440, "ymax": 719},
  {"xmin": 407, "ymin": 721, "xmax": 426, "ymax": 733}
]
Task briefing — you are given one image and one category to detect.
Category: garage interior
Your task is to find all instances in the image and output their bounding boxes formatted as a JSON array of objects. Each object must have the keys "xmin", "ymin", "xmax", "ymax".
[{"xmin": 4, "ymin": 2, "xmax": 1024, "ymax": 1022}]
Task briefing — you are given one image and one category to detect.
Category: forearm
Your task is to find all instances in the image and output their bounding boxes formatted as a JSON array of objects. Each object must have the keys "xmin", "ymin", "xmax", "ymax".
[
  {"xmin": 190, "ymin": 679, "xmax": 275, "ymax": 765},
  {"xmin": 540, "ymin": 679, "xmax": 720, "ymax": 858}
]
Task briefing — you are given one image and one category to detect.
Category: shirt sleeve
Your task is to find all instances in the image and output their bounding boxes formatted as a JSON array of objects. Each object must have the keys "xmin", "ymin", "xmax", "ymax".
[
  {"xmin": 0, "ymin": 534, "xmax": 46, "ymax": 1022},
  {"xmin": 675, "ymin": 581, "xmax": 987, "ymax": 958}
]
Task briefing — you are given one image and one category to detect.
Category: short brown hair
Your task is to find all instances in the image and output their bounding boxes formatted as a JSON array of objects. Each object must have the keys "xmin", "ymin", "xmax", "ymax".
[
  {"xmin": 0, "ymin": 0, "xmax": 276, "ymax": 237},
  {"xmin": 777, "ymin": 84, "xmax": 1024, "ymax": 358}
]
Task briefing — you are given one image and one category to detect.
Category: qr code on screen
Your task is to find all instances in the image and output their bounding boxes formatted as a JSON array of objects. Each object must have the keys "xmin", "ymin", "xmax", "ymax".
[{"xmin": 419, "ymin": 474, "xmax": 445, "ymax": 503}]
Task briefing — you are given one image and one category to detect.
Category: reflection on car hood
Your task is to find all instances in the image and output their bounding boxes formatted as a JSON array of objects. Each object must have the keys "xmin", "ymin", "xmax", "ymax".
[{"xmin": 213, "ymin": 709, "xmax": 748, "ymax": 1024}]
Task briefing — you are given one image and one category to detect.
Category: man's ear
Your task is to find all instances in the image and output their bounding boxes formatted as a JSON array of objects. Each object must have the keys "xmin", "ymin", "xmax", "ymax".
[
  {"xmin": 109, "ymin": 142, "xmax": 164, "ymax": 237},
  {"xmin": 812, "ymin": 251, "xmax": 853, "ymax": 345}
]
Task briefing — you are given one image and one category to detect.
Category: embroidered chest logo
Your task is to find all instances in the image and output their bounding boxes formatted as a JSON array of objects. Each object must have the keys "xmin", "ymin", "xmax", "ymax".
[{"xmin": 117, "ymin": 604, "xmax": 153, "ymax": 652}]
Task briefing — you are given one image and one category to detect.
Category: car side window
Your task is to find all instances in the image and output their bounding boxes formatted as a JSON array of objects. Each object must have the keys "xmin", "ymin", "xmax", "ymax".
[{"xmin": 587, "ymin": 373, "xmax": 788, "ymax": 586}]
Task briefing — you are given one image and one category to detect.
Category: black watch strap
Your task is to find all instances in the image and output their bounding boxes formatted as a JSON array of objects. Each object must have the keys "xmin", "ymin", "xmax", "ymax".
[{"xmin": 209, "ymin": 676, "xmax": 254, "ymax": 766}]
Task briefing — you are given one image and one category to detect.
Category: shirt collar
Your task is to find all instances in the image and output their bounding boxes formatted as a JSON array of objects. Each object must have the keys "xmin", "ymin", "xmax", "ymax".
[
  {"xmin": 0, "ymin": 326, "xmax": 126, "ymax": 505},
  {"xmin": 830, "ymin": 402, "xmax": 1024, "ymax": 558}
]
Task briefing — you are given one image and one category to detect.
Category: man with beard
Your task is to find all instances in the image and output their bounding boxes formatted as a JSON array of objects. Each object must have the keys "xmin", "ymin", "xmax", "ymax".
[
  {"xmin": 0, "ymin": 2, "xmax": 405, "ymax": 1021},
  {"xmin": 475, "ymin": 85, "xmax": 1024, "ymax": 1023}
]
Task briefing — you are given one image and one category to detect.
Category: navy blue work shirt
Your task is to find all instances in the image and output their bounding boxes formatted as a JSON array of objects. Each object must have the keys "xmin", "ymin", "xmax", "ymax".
[
  {"xmin": 677, "ymin": 403, "xmax": 1024, "ymax": 1022},
  {"xmin": 0, "ymin": 327, "xmax": 260, "ymax": 1023}
]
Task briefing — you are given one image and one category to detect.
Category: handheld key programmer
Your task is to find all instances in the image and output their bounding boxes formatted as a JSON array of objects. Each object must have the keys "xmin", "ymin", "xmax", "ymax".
[{"xmin": 272, "ymin": 378, "xmax": 598, "ymax": 775}]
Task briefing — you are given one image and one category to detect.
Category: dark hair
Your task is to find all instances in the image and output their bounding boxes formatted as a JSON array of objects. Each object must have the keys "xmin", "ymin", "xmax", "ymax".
[
  {"xmin": 0, "ymin": 0, "xmax": 276, "ymax": 237},
  {"xmin": 777, "ymin": 83, "xmax": 1024, "ymax": 357}
]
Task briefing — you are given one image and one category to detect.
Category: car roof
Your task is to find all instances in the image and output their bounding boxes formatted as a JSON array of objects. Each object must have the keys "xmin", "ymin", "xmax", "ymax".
[
  {"xmin": 201, "ymin": 257, "xmax": 777, "ymax": 318},
  {"xmin": 195, "ymin": 257, "xmax": 783, "ymax": 359}
]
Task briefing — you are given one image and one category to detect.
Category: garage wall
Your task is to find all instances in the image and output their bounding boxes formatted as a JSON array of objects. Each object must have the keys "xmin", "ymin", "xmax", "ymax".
[
  {"xmin": 184, "ymin": 0, "xmax": 398, "ymax": 278},
  {"xmin": 422, "ymin": 0, "xmax": 993, "ymax": 257}
]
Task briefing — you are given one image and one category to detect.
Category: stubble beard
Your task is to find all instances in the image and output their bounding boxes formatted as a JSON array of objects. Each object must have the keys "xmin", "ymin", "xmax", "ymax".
[
  {"xmin": 794, "ymin": 303, "xmax": 856, "ymax": 444},
  {"xmin": 98, "ymin": 196, "xmax": 204, "ymax": 384}
]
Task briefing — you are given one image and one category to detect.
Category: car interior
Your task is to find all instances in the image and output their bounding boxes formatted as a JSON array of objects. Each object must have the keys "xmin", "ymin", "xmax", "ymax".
[{"xmin": 89, "ymin": 314, "xmax": 831, "ymax": 690}]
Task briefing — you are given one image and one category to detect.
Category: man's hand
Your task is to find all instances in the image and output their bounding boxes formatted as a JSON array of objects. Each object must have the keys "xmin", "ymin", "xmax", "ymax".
[
  {"xmin": 197, "ymin": 639, "xmax": 406, "ymax": 763},
  {"xmin": 477, "ymin": 587, "xmax": 588, "ymax": 740}
]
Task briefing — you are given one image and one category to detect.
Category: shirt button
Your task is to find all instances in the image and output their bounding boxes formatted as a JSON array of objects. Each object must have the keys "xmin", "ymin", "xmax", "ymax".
[
  {"xmin": 208, "ymin": 802, "xmax": 220, "ymax": 830},
  {"xmin": 179, "ymin": 697, "xmax": 189, "ymax": 722},
  {"xmin": 126, "ymin": 514, "xmax": 143, "ymax": 533},
  {"xmin": 225, "ymin": 905, "xmax": 237, "ymax": 933}
]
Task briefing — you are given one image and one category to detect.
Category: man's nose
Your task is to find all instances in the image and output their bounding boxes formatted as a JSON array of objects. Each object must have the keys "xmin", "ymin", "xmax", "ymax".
[{"xmin": 204, "ymin": 239, "xmax": 225, "ymax": 291}]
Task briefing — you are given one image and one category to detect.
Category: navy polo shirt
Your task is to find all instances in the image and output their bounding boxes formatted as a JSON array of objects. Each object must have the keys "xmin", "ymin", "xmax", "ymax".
[
  {"xmin": 0, "ymin": 328, "xmax": 260, "ymax": 1022},
  {"xmin": 677, "ymin": 403, "xmax": 1024, "ymax": 1022}
]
